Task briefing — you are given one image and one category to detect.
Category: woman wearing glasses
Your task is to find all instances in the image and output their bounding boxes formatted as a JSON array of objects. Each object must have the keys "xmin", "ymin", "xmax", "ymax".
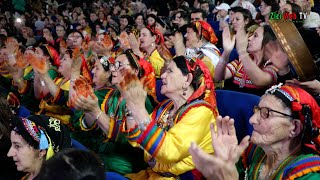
[
  {"xmin": 71, "ymin": 49, "xmax": 156, "ymax": 175},
  {"xmin": 190, "ymin": 84, "xmax": 320, "ymax": 179}
]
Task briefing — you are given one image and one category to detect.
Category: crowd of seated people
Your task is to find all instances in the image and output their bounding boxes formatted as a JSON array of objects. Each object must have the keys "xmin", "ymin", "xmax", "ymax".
[{"xmin": 0, "ymin": 0, "xmax": 320, "ymax": 179}]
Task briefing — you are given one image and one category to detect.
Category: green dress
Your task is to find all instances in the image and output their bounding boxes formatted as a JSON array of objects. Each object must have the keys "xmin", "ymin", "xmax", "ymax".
[
  {"xmin": 73, "ymin": 88, "xmax": 153, "ymax": 175},
  {"xmin": 237, "ymin": 144, "xmax": 320, "ymax": 179}
]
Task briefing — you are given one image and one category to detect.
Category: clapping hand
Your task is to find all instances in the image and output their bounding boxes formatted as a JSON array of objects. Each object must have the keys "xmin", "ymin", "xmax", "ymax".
[
  {"xmin": 222, "ymin": 27, "xmax": 236, "ymax": 54},
  {"xmin": 189, "ymin": 116, "xmax": 250, "ymax": 180}
]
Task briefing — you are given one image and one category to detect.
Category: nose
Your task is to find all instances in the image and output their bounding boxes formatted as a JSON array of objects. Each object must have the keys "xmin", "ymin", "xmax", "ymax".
[
  {"xmin": 7, "ymin": 145, "xmax": 15, "ymax": 157},
  {"xmin": 249, "ymin": 112, "xmax": 259, "ymax": 125},
  {"xmin": 160, "ymin": 71, "xmax": 166, "ymax": 80}
]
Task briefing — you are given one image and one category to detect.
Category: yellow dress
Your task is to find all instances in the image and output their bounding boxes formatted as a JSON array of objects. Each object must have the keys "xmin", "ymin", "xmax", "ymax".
[
  {"xmin": 125, "ymin": 99, "xmax": 217, "ymax": 179},
  {"xmin": 148, "ymin": 50, "xmax": 164, "ymax": 79}
]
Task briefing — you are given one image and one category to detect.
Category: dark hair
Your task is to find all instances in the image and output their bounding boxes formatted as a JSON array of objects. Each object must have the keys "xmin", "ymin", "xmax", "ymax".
[
  {"xmin": 229, "ymin": 6, "xmax": 243, "ymax": 13},
  {"xmin": 38, "ymin": 149, "xmax": 106, "ymax": 180},
  {"xmin": 176, "ymin": 11, "xmax": 190, "ymax": 22},
  {"xmin": 262, "ymin": 0, "xmax": 280, "ymax": 12},
  {"xmin": 120, "ymin": 15, "xmax": 134, "ymax": 27},
  {"xmin": 146, "ymin": 14, "xmax": 157, "ymax": 24},
  {"xmin": 124, "ymin": 49, "xmax": 142, "ymax": 78},
  {"xmin": 233, "ymin": 8, "xmax": 257, "ymax": 31},
  {"xmin": 261, "ymin": 25, "xmax": 277, "ymax": 48},
  {"xmin": 288, "ymin": 2, "xmax": 304, "ymax": 29},
  {"xmin": 135, "ymin": 13, "xmax": 145, "ymax": 23},
  {"xmin": 156, "ymin": 17, "xmax": 171, "ymax": 30},
  {"xmin": 191, "ymin": 8, "xmax": 207, "ymax": 18},
  {"xmin": 0, "ymin": 96, "xmax": 13, "ymax": 139}
]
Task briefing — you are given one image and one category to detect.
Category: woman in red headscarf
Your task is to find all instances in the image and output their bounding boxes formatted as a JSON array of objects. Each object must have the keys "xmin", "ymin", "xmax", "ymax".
[
  {"xmin": 129, "ymin": 25, "xmax": 165, "ymax": 79},
  {"xmin": 119, "ymin": 56, "xmax": 218, "ymax": 179},
  {"xmin": 190, "ymin": 83, "xmax": 320, "ymax": 180}
]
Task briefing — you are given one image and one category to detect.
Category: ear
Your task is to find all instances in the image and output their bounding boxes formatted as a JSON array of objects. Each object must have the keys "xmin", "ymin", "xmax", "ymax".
[
  {"xmin": 183, "ymin": 73, "xmax": 193, "ymax": 88},
  {"xmin": 244, "ymin": 18, "xmax": 249, "ymax": 25},
  {"xmin": 39, "ymin": 149, "xmax": 47, "ymax": 160},
  {"xmin": 152, "ymin": 35, "xmax": 157, "ymax": 43},
  {"xmin": 289, "ymin": 119, "xmax": 303, "ymax": 138}
]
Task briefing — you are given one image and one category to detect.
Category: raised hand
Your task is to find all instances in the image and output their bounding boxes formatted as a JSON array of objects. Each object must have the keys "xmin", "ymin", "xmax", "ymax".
[
  {"xmin": 15, "ymin": 50, "xmax": 29, "ymax": 68},
  {"xmin": 71, "ymin": 89, "xmax": 98, "ymax": 112},
  {"xmin": 222, "ymin": 27, "xmax": 236, "ymax": 54},
  {"xmin": 5, "ymin": 37, "xmax": 19, "ymax": 55},
  {"xmin": 235, "ymin": 25, "xmax": 248, "ymax": 54},
  {"xmin": 189, "ymin": 116, "xmax": 250, "ymax": 180},
  {"xmin": 25, "ymin": 54, "xmax": 48, "ymax": 75},
  {"xmin": 119, "ymin": 31, "xmax": 131, "ymax": 50},
  {"xmin": 286, "ymin": 79, "xmax": 320, "ymax": 95},
  {"xmin": 128, "ymin": 33, "xmax": 143, "ymax": 58}
]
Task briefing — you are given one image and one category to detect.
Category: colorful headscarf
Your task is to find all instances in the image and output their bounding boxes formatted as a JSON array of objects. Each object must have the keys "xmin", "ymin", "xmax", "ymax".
[
  {"xmin": 11, "ymin": 115, "xmax": 71, "ymax": 160},
  {"xmin": 125, "ymin": 49, "xmax": 157, "ymax": 103},
  {"xmin": 39, "ymin": 44, "xmax": 61, "ymax": 67},
  {"xmin": 173, "ymin": 56, "xmax": 217, "ymax": 115},
  {"xmin": 193, "ymin": 21, "xmax": 218, "ymax": 45},
  {"xmin": 266, "ymin": 83, "xmax": 320, "ymax": 153},
  {"xmin": 145, "ymin": 25, "xmax": 164, "ymax": 45}
]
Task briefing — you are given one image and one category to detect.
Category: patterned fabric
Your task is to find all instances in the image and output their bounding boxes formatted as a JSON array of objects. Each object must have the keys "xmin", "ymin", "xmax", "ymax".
[
  {"xmin": 237, "ymin": 144, "xmax": 320, "ymax": 180},
  {"xmin": 125, "ymin": 99, "xmax": 216, "ymax": 179},
  {"xmin": 194, "ymin": 20, "xmax": 218, "ymax": 45},
  {"xmin": 226, "ymin": 59, "xmax": 277, "ymax": 95}
]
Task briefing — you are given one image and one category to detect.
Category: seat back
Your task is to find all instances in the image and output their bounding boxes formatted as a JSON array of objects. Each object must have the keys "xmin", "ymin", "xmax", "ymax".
[{"xmin": 216, "ymin": 90, "xmax": 260, "ymax": 142}]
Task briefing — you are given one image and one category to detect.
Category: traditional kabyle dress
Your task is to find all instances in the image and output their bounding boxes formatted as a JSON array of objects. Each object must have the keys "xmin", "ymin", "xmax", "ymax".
[
  {"xmin": 237, "ymin": 144, "xmax": 320, "ymax": 180},
  {"xmin": 36, "ymin": 76, "xmax": 72, "ymax": 125},
  {"xmin": 125, "ymin": 98, "xmax": 218, "ymax": 180},
  {"xmin": 80, "ymin": 88, "xmax": 154, "ymax": 175},
  {"xmin": 69, "ymin": 86, "xmax": 114, "ymax": 158}
]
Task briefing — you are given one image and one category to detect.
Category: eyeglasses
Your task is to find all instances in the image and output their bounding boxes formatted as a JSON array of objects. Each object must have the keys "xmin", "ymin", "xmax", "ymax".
[
  {"xmin": 253, "ymin": 106, "xmax": 294, "ymax": 119},
  {"xmin": 109, "ymin": 61, "xmax": 130, "ymax": 70}
]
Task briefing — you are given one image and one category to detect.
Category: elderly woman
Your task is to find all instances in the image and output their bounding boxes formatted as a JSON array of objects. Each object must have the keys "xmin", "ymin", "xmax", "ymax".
[
  {"xmin": 214, "ymin": 25, "xmax": 278, "ymax": 96},
  {"xmin": 190, "ymin": 84, "xmax": 320, "ymax": 179},
  {"xmin": 118, "ymin": 56, "xmax": 218, "ymax": 179},
  {"xmin": 7, "ymin": 115, "xmax": 71, "ymax": 180},
  {"xmin": 71, "ymin": 50, "xmax": 156, "ymax": 175},
  {"xmin": 130, "ymin": 25, "xmax": 165, "ymax": 79}
]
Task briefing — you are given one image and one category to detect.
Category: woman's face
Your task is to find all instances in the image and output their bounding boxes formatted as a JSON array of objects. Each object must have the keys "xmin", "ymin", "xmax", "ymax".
[
  {"xmin": 99, "ymin": 11, "xmax": 105, "ymax": 19},
  {"xmin": 135, "ymin": 15, "xmax": 144, "ymax": 26},
  {"xmin": 56, "ymin": 26, "xmax": 65, "ymax": 38},
  {"xmin": 0, "ymin": 28, "xmax": 8, "ymax": 36},
  {"xmin": 249, "ymin": 95, "xmax": 294, "ymax": 146},
  {"xmin": 185, "ymin": 27, "xmax": 199, "ymax": 48},
  {"xmin": 232, "ymin": 12, "xmax": 247, "ymax": 32},
  {"xmin": 139, "ymin": 28, "xmax": 156, "ymax": 49},
  {"xmin": 147, "ymin": 17, "xmax": 155, "ymax": 26},
  {"xmin": 92, "ymin": 59, "xmax": 111, "ymax": 87},
  {"xmin": 248, "ymin": 27, "xmax": 264, "ymax": 53},
  {"xmin": 155, "ymin": 22, "xmax": 166, "ymax": 34},
  {"xmin": 7, "ymin": 131, "xmax": 41, "ymax": 172},
  {"xmin": 43, "ymin": 28, "xmax": 51, "ymax": 37},
  {"xmin": 110, "ymin": 54, "xmax": 133, "ymax": 86},
  {"xmin": 260, "ymin": 1, "xmax": 272, "ymax": 16},
  {"xmin": 71, "ymin": 32, "xmax": 83, "ymax": 48},
  {"xmin": 160, "ymin": 61, "xmax": 188, "ymax": 97},
  {"xmin": 35, "ymin": 47, "xmax": 45, "ymax": 59},
  {"xmin": 58, "ymin": 53, "xmax": 72, "ymax": 75}
]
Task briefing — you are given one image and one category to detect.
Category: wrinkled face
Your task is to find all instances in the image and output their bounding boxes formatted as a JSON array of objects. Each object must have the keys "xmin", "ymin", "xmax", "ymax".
[
  {"xmin": 155, "ymin": 22, "xmax": 166, "ymax": 34},
  {"xmin": 58, "ymin": 53, "xmax": 72, "ymax": 75},
  {"xmin": 248, "ymin": 27, "xmax": 264, "ymax": 53},
  {"xmin": 92, "ymin": 59, "xmax": 111, "ymax": 87},
  {"xmin": 135, "ymin": 15, "xmax": 144, "ymax": 26},
  {"xmin": 260, "ymin": 1, "xmax": 272, "ymax": 16},
  {"xmin": 191, "ymin": 12, "xmax": 204, "ymax": 22},
  {"xmin": 232, "ymin": 12, "xmax": 247, "ymax": 32},
  {"xmin": 160, "ymin": 61, "xmax": 188, "ymax": 97},
  {"xmin": 56, "ymin": 26, "xmax": 65, "ymax": 38},
  {"xmin": 139, "ymin": 28, "xmax": 156, "ymax": 49},
  {"xmin": 280, "ymin": 3, "xmax": 292, "ymax": 13},
  {"xmin": 249, "ymin": 95, "xmax": 294, "ymax": 146},
  {"xmin": 7, "ymin": 131, "xmax": 41, "ymax": 172},
  {"xmin": 147, "ymin": 17, "xmax": 155, "ymax": 26},
  {"xmin": 0, "ymin": 28, "xmax": 7, "ymax": 36},
  {"xmin": 110, "ymin": 54, "xmax": 133, "ymax": 86},
  {"xmin": 185, "ymin": 27, "xmax": 199, "ymax": 48}
]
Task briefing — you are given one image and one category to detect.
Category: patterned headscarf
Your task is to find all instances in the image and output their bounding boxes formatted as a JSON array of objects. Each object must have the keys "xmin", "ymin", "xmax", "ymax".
[
  {"xmin": 145, "ymin": 25, "xmax": 164, "ymax": 45},
  {"xmin": 11, "ymin": 115, "xmax": 71, "ymax": 160},
  {"xmin": 266, "ymin": 83, "xmax": 320, "ymax": 153},
  {"xmin": 125, "ymin": 49, "xmax": 157, "ymax": 103},
  {"xmin": 173, "ymin": 56, "xmax": 218, "ymax": 116},
  {"xmin": 193, "ymin": 21, "xmax": 218, "ymax": 45}
]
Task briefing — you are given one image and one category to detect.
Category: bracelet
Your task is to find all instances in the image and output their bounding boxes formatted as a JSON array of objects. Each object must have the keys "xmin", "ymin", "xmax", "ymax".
[
  {"xmin": 94, "ymin": 110, "xmax": 103, "ymax": 124},
  {"xmin": 138, "ymin": 117, "xmax": 151, "ymax": 131}
]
